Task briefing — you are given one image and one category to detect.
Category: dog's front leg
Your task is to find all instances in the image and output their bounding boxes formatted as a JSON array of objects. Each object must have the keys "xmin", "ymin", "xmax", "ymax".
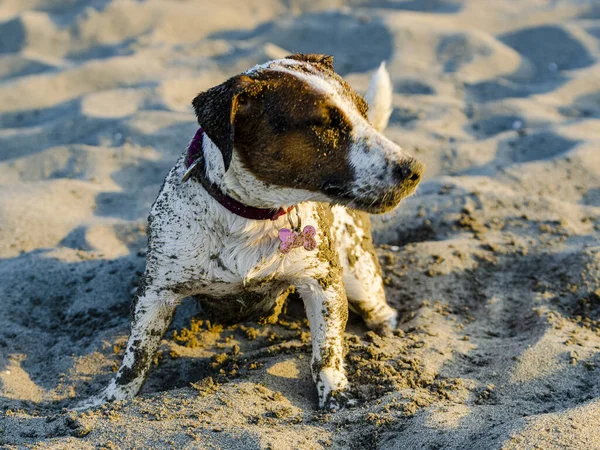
[
  {"xmin": 77, "ymin": 282, "xmax": 178, "ymax": 409},
  {"xmin": 296, "ymin": 276, "xmax": 349, "ymax": 410},
  {"xmin": 107, "ymin": 287, "xmax": 177, "ymax": 401}
]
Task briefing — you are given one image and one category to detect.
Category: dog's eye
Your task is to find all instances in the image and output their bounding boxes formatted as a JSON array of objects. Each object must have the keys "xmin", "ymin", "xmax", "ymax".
[
  {"xmin": 306, "ymin": 107, "xmax": 332, "ymax": 128},
  {"xmin": 237, "ymin": 95, "xmax": 249, "ymax": 107},
  {"xmin": 307, "ymin": 116, "xmax": 329, "ymax": 128}
]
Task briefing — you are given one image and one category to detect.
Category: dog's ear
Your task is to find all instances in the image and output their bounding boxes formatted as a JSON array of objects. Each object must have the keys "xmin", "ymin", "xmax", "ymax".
[
  {"xmin": 287, "ymin": 53, "xmax": 334, "ymax": 71},
  {"xmin": 192, "ymin": 75, "xmax": 254, "ymax": 172}
]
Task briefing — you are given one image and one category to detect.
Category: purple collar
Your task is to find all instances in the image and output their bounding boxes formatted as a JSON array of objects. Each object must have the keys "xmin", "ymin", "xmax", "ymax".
[{"xmin": 183, "ymin": 128, "xmax": 293, "ymax": 221}]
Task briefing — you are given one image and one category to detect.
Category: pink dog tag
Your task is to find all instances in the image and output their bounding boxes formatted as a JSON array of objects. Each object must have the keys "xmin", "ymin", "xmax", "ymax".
[{"xmin": 278, "ymin": 225, "xmax": 317, "ymax": 254}]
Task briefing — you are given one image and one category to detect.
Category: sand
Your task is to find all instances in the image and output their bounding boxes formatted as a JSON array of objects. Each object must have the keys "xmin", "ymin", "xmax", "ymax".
[{"xmin": 1, "ymin": 0, "xmax": 600, "ymax": 448}]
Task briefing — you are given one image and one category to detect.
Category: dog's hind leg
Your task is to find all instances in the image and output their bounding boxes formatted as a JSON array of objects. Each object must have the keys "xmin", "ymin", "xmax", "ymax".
[
  {"xmin": 77, "ymin": 281, "xmax": 178, "ymax": 409},
  {"xmin": 333, "ymin": 207, "xmax": 398, "ymax": 334}
]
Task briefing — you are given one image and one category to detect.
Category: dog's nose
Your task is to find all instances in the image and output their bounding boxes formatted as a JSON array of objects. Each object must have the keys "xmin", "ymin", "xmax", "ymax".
[{"xmin": 392, "ymin": 158, "xmax": 424, "ymax": 184}]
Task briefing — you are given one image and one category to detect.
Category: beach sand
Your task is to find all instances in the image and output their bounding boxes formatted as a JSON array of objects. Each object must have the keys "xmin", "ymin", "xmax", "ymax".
[{"xmin": 1, "ymin": 0, "xmax": 600, "ymax": 448}]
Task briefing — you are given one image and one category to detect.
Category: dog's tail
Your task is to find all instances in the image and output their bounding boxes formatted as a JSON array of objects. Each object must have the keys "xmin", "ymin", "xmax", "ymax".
[{"xmin": 365, "ymin": 62, "xmax": 393, "ymax": 132}]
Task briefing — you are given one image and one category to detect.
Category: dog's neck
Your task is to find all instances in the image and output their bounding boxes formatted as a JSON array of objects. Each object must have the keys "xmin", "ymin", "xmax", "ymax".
[
  {"xmin": 200, "ymin": 134, "xmax": 320, "ymax": 211},
  {"xmin": 181, "ymin": 131, "xmax": 289, "ymax": 220}
]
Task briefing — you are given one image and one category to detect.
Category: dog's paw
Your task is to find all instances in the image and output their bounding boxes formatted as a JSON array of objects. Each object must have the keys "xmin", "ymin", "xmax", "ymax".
[
  {"xmin": 72, "ymin": 381, "xmax": 121, "ymax": 411},
  {"xmin": 373, "ymin": 323, "xmax": 394, "ymax": 337},
  {"xmin": 316, "ymin": 367, "xmax": 350, "ymax": 411},
  {"xmin": 365, "ymin": 308, "xmax": 398, "ymax": 336},
  {"xmin": 321, "ymin": 389, "xmax": 356, "ymax": 412},
  {"xmin": 72, "ymin": 395, "xmax": 107, "ymax": 411}
]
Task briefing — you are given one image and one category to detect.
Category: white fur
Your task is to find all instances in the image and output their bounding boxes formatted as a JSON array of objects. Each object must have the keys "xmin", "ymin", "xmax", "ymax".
[
  {"xmin": 365, "ymin": 62, "xmax": 393, "ymax": 132},
  {"xmin": 347, "ymin": 131, "xmax": 410, "ymax": 205}
]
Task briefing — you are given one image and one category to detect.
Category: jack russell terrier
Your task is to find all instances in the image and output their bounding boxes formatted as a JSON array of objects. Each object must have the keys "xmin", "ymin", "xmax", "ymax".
[{"xmin": 81, "ymin": 53, "xmax": 423, "ymax": 411}]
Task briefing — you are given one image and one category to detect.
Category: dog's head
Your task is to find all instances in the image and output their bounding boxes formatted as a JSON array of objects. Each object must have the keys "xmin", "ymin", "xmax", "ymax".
[{"xmin": 192, "ymin": 54, "xmax": 423, "ymax": 214}]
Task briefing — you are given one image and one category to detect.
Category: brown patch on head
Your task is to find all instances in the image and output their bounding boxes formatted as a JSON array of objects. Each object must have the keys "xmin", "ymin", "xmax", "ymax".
[
  {"xmin": 285, "ymin": 54, "xmax": 369, "ymax": 120},
  {"xmin": 231, "ymin": 70, "xmax": 359, "ymax": 194},
  {"xmin": 191, "ymin": 55, "xmax": 373, "ymax": 197}
]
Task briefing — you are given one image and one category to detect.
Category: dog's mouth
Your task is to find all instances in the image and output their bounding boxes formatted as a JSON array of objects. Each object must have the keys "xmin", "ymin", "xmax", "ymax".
[{"xmin": 321, "ymin": 183, "xmax": 419, "ymax": 214}]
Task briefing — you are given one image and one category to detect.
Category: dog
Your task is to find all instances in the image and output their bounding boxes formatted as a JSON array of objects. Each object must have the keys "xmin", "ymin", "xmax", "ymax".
[{"xmin": 81, "ymin": 53, "xmax": 423, "ymax": 411}]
